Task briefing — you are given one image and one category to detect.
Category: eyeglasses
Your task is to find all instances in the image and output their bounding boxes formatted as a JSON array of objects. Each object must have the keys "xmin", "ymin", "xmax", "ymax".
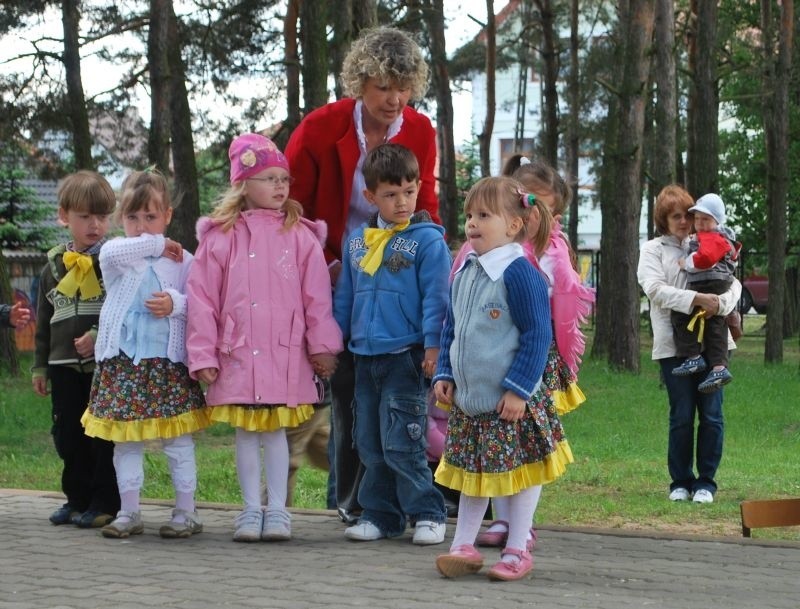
[{"xmin": 247, "ymin": 175, "xmax": 294, "ymax": 186}]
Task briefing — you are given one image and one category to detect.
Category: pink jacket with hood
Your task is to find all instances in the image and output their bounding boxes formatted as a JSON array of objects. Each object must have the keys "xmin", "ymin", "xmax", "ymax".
[{"xmin": 186, "ymin": 209, "xmax": 343, "ymax": 407}]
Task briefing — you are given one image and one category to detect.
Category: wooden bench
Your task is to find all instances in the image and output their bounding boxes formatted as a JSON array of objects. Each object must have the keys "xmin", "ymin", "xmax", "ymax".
[{"xmin": 740, "ymin": 498, "xmax": 800, "ymax": 537}]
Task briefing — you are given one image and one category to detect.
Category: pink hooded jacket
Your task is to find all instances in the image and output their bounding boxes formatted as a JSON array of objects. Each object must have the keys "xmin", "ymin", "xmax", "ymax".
[{"xmin": 186, "ymin": 209, "xmax": 343, "ymax": 407}]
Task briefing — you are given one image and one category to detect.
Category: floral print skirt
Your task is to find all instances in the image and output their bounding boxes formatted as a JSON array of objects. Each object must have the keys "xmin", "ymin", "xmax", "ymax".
[
  {"xmin": 542, "ymin": 341, "xmax": 587, "ymax": 416},
  {"xmin": 434, "ymin": 387, "xmax": 574, "ymax": 498},
  {"xmin": 82, "ymin": 353, "xmax": 210, "ymax": 442}
]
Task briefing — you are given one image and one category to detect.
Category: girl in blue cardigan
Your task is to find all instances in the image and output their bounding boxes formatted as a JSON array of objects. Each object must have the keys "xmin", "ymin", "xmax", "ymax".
[{"xmin": 432, "ymin": 177, "xmax": 574, "ymax": 582}]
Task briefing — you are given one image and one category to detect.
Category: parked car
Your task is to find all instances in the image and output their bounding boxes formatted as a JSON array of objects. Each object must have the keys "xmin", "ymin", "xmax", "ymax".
[{"xmin": 740, "ymin": 274, "xmax": 768, "ymax": 314}]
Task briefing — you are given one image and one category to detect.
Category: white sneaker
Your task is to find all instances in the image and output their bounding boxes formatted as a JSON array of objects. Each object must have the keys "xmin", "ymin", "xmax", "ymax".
[
  {"xmin": 233, "ymin": 509, "xmax": 263, "ymax": 542},
  {"xmin": 693, "ymin": 489, "xmax": 714, "ymax": 504},
  {"xmin": 412, "ymin": 520, "xmax": 446, "ymax": 545},
  {"xmin": 344, "ymin": 520, "xmax": 385, "ymax": 541},
  {"xmin": 668, "ymin": 488, "xmax": 691, "ymax": 501}
]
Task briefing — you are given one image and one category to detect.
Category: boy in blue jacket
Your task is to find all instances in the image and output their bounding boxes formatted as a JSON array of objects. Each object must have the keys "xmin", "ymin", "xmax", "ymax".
[{"xmin": 333, "ymin": 143, "xmax": 449, "ymax": 545}]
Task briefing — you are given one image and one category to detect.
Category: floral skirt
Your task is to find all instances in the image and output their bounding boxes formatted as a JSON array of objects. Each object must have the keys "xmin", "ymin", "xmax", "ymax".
[
  {"xmin": 543, "ymin": 341, "xmax": 587, "ymax": 416},
  {"xmin": 211, "ymin": 403, "xmax": 315, "ymax": 433},
  {"xmin": 82, "ymin": 354, "xmax": 210, "ymax": 442},
  {"xmin": 435, "ymin": 387, "xmax": 574, "ymax": 498}
]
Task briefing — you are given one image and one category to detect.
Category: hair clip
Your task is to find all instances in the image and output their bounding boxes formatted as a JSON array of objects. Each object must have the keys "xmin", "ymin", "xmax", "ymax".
[
  {"xmin": 519, "ymin": 156, "xmax": 531, "ymax": 166},
  {"xmin": 519, "ymin": 191, "xmax": 536, "ymax": 208}
]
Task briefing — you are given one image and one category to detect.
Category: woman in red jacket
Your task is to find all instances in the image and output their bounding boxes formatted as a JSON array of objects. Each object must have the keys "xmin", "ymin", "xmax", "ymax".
[{"xmin": 285, "ymin": 26, "xmax": 439, "ymax": 525}]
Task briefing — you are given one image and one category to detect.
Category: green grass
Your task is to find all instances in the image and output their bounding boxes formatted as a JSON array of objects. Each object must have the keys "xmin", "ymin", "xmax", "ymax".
[{"xmin": 2, "ymin": 318, "xmax": 798, "ymax": 540}]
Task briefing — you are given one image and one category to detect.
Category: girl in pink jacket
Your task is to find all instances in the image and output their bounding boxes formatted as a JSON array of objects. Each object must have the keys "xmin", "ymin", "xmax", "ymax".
[{"xmin": 186, "ymin": 134, "xmax": 343, "ymax": 543}]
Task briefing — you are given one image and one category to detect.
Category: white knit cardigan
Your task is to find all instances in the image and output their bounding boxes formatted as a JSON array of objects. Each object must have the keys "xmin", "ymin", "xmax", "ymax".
[{"xmin": 94, "ymin": 233, "xmax": 193, "ymax": 365}]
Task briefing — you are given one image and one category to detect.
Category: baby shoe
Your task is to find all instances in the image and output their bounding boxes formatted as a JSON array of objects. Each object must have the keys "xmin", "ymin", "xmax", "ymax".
[
  {"xmin": 487, "ymin": 547, "xmax": 534, "ymax": 582},
  {"xmin": 101, "ymin": 511, "xmax": 144, "ymax": 538},
  {"xmin": 233, "ymin": 508, "xmax": 263, "ymax": 542},
  {"xmin": 262, "ymin": 507, "xmax": 292, "ymax": 541},
  {"xmin": 435, "ymin": 544, "xmax": 484, "ymax": 578},
  {"xmin": 159, "ymin": 508, "xmax": 203, "ymax": 538}
]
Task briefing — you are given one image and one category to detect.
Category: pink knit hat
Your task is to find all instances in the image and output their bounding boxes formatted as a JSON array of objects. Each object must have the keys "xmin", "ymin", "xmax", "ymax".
[{"xmin": 228, "ymin": 133, "xmax": 290, "ymax": 184}]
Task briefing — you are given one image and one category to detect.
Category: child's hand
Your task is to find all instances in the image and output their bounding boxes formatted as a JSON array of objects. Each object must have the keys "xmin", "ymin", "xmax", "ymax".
[
  {"xmin": 309, "ymin": 353, "xmax": 337, "ymax": 379},
  {"xmin": 678, "ymin": 258, "xmax": 686, "ymax": 269},
  {"xmin": 422, "ymin": 347, "xmax": 439, "ymax": 378},
  {"xmin": 434, "ymin": 380, "xmax": 454, "ymax": 405},
  {"xmin": 145, "ymin": 292, "xmax": 174, "ymax": 318},
  {"xmin": 196, "ymin": 368, "xmax": 218, "ymax": 384},
  {"xmin": 162, "ymin": 239, "xmax": 184, "ymax": 263},
  {"xmin": 73, "ymin": 332, "xmax": 96, "ymax": 358},
  {"xmin": 496, "ymin": 390, "xmax": 526, "ymax": 422},
  {"xmin": 32, "ymin": 376, "xmax": 49, "ymax": 397},
  {"xmin": 9, "ymin": 302, "xmax": 31, "ymax": 328}
]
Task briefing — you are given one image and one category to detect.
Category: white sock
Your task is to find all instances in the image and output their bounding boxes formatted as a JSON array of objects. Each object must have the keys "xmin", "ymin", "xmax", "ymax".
[
  {"xmin": 503, "ymin": 485, "xmax": 541, "ymax": 563},
  {"xmin": 450, "ymin": 494, "xmax": 490, "ymax": 549},
  {"xmin": 262, "ymin": 429, "xmax": 289, "ymax": 510},
  {"xmin": 235, "ymin": 428, "xmax": 263, "ymax": 510},
  {"xmin": 488, "ymin": 495, "xmax": 510, "ymax": 532}
]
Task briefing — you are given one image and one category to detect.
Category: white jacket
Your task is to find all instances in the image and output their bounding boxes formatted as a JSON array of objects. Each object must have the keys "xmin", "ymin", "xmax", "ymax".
[
  {"xmin": 637, "ymin": 235, "xmax": 740, "ymax": 360},
  {"xmin": 95, "ymin": 233, "xmax": 193, "ymax": 365}
]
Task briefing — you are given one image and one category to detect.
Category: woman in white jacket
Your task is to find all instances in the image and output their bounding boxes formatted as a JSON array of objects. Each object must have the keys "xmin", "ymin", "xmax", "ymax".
[{"xmin": 637, "ymin": 185, "xmax": 740, "ymax": 505}]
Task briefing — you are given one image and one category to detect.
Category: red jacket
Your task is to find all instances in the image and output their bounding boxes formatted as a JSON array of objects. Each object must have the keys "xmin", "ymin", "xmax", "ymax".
[{"xmin": 284, "ymin": 98, "xmax": 440, "ymax": 263}]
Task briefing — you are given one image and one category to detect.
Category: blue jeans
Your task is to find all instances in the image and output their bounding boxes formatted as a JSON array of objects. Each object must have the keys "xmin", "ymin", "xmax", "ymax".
[
  {"xmin": 353, "ymin": 348, "xmax": 446, "ymax": 536},
  {"xmin": 659, "ymin": 357, "xmax": 724, "ymax": 495}
]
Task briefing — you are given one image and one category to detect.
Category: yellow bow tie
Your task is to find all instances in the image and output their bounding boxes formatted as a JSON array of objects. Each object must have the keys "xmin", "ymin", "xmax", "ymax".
[
  {"xmin": 56, "ymin": 251, "xmax": 102, "ymax": 300},
  {"xmin": 359, "ymin": 221, "xmax": 410, "ymax": 276}
]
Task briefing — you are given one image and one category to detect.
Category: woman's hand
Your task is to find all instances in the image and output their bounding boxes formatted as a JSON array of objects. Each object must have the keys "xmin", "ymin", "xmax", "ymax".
[{"xmin": 693, "ymin": 292, "xmax": 720, "ymax": 317}]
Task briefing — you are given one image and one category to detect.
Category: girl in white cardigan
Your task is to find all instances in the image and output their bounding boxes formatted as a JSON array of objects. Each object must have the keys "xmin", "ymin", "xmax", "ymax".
[{"xmin": 82, "ymin": 169, "xmax": 211, "ymax": 539}]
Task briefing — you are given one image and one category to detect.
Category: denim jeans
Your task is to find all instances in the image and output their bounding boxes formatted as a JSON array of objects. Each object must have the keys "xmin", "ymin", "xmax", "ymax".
[
  {"xmin": 353, "ymin": 348, "xmax": 446, "ymax": 536},
  {"xmin": 329, "ymin": 349, "xmax": 364, "ymax": 514},
  {"xmin": 659, "ymin": 356, "xmax": 724, "ymax": 494}
]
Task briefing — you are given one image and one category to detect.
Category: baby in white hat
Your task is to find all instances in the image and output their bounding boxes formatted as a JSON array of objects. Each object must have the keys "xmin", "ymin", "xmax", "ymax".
[{"xmin": 671, "ymin": 193, "xmax": 740, "ymax": 393}]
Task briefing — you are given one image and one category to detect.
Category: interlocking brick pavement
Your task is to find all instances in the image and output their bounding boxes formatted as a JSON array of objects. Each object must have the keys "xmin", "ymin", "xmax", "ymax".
[{"xmin": 1, "ymin": 489, "xmax": 798, "ymax": 609}]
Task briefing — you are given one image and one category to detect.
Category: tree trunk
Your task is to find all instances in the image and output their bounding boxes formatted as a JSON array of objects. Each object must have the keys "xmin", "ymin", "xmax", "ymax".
[
  {"xmin": 300, "ymin": 0, "xmax": 329, "ymax": 113},
  {"xmin": 0, "ymin": 250, "xmax": 20, "ymax": 376},
  {"xmin": 594, "ymin": 0, "xmax": 655, "ymax": 372},
  {"xmin": 477, "ymin": 0, "xmax": 496, "ymax": 177},
  {"xmin": 148, "ymin": 0, "xmax": 171, "ymax": 172},
  {"xmin": 330, "ymin": 0, "xmax": 377, "ymax": 100},
  {"xmin": 653, "ymin": 0, "xmax": 677, "ymax": 194},
  {"xmin": 533, "ymin": 0, "xmax": 559, "ymax": 165},
  {"xmin": 282, "ymin": 0, "xmax": 301, "ymax": 144},
  {"xmin": 420, "ymin": 0, "xmax": 457, "ymax": 237},
  {"xmin": 61, "ymin": 0, "xmax": 93, "ymax": 170},
  {"xmin": 762, "ymin": 0, "xmax": 793, "ymax": 362},
  {"xmin": 566, "ymin": 0, "xmax": 580, "ymax": 250},
  {"xmin": 166, "ymin": 3, "xmax": 200, "ymax": 253},
  {"xmin": 686, "ymin": 0, "xmax": 718, "ymax": 198}
]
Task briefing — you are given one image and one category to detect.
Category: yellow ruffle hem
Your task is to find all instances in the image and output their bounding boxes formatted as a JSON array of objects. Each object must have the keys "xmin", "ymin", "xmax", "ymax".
[
  {"xmin": 434, "ymin": 440, "xmax": 574, "ymax": 498},
  {"xmin": 81, "ymin": 408, "xmax": 213, "ymax": 443},
  {"xmin": 211, "ymin": 404, "xmax": 314, "ymax": 432},
  {"xmin": 553, "ymin": 383, "xmax": 586, "ymax": 416}
]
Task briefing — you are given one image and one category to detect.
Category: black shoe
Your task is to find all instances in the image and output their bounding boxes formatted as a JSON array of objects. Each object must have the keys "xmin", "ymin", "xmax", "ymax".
[
  {"xmin": 50, "ymin": 504, "xmax": 81, "ymax": 526},
  {"xmin": 76, "ymin": 510, "xmax": 114, "ymax": 528},
  {"xmin": 337, "ymin": 507, "xmax": 360, "ymax": 525}
]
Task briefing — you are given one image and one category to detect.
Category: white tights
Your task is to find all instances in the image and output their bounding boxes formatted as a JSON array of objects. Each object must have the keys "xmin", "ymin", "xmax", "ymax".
[
  {"xmin": 451, "ymin": 486, "xmax": 542, "ymax": 562},
  {"xmin": 235, "ymin": 428, "xmax": 289, "ymax": 511},
  {"xmin": 113, "ymin": 434, "xmax": 198, "ymax": 514}
]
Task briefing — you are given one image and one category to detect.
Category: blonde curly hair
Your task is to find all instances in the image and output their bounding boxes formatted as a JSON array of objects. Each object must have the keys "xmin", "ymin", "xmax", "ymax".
[{"xmin": 340, "ymin": 27, "xmax": 429, "ymax": 101}]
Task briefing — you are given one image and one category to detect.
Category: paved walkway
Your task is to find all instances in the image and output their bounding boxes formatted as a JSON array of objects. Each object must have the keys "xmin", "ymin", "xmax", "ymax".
[{"xmin": 1, "ymin": 488, "xmax": 798, "ymax": 609}]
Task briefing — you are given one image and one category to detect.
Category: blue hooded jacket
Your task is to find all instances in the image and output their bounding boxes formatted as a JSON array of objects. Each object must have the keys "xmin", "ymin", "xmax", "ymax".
[{"xmin": 333, "ymin": 211, "xmax": 451, "ymax": 356}]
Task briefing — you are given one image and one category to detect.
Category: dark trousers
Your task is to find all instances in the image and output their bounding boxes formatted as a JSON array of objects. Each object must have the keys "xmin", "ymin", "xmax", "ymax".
[
  {"xmin": 659, "ymin": 357, "xmax": 724, "ymax": 494},
  {"xmin": 49, "ymin": 366, "xmax": 119, "ymax": 514},
  {"xmin": 671, "ymin": 278, "xmax": 732, "ymax": 367},
  {"xmin": 329, "ymin": 349, "xmax": 364, "ymax": 514}
]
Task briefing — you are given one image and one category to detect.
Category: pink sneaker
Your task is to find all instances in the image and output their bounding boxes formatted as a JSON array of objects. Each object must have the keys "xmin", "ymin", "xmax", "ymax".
[
  {"xmin": 476, "ymin": 520, "xmax": 508, "ymax": 547},
  {"xmin": 435, "ymin": 544, "xmax": 484, "ymax": 578},
  {"xmin": 487, "ymin": 547, "xmax": 534, "ymax": 582}
]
